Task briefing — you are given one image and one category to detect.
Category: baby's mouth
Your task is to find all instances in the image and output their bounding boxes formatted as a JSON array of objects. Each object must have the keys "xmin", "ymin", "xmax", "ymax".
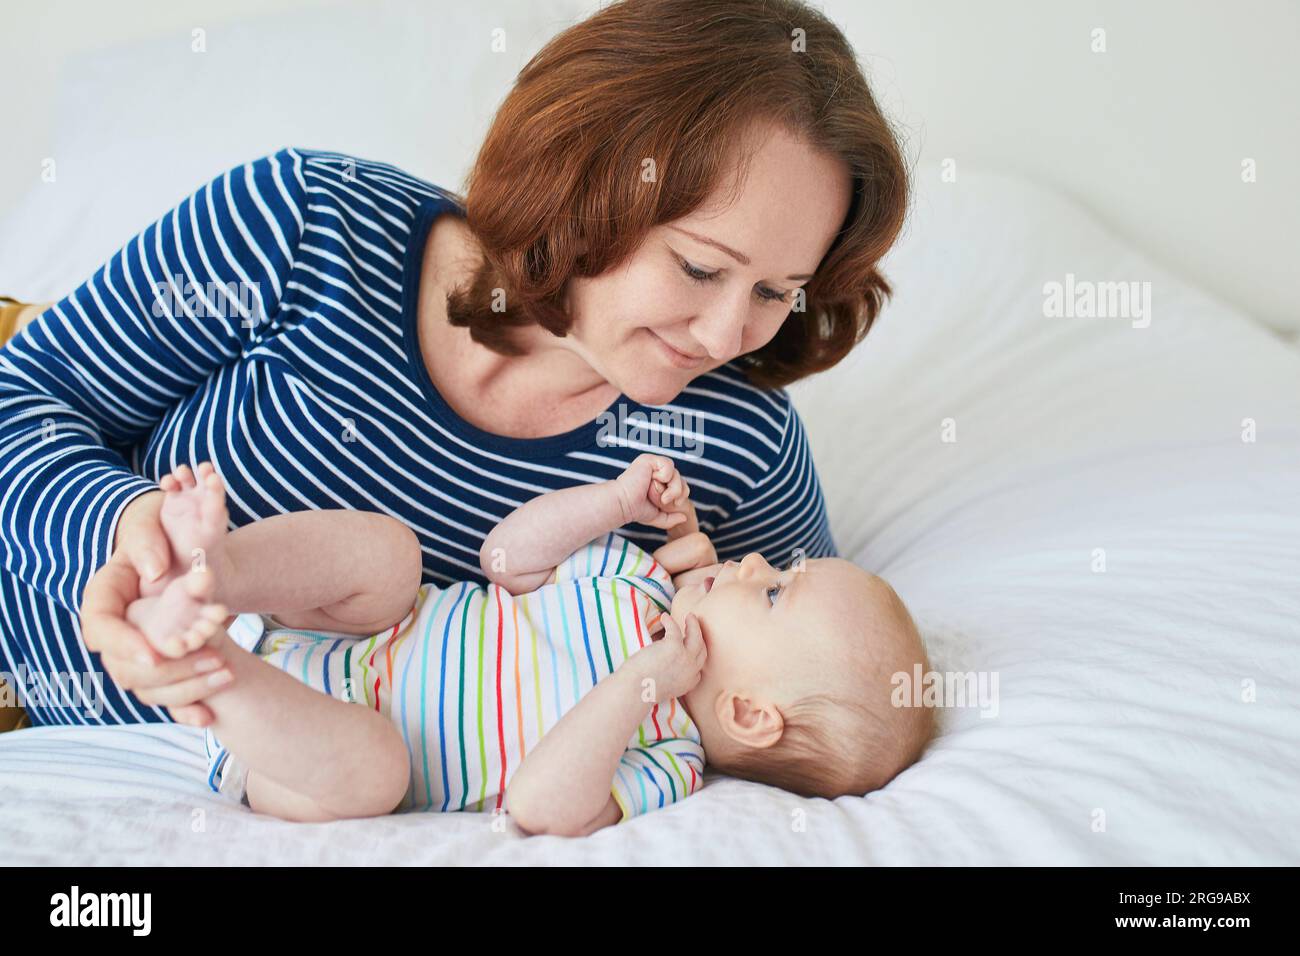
[{"xmin": 703, "ymin": 576, "xmax": 715, "ymax": 592}]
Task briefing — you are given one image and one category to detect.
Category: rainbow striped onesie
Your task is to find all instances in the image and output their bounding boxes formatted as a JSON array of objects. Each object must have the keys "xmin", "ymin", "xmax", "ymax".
[{"xmin": 204, "ymin": 533, "xmax": 706, "ymax": 821}]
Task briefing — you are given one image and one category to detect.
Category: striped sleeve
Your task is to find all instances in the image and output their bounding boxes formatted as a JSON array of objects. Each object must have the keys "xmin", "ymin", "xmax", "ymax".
[
  {"xmin": 707, "ymin": 394, "xmax": 838, "ymax": 567},
  {"xmin": 552, "ymin": 532, "xmax": 669, "ymax": 590},
  {"xmin": 611, "ymin": 732, "xmax": 705, "ymax": 822},
  {"xmin": 0, "ymin": 148, "xmax": 308, "ymax": 612}
]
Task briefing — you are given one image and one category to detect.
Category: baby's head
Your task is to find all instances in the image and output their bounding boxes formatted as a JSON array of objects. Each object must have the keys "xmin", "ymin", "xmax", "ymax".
[{"xmin": 670, "ymin": 553, "xmax": 934, "ymax": 799}]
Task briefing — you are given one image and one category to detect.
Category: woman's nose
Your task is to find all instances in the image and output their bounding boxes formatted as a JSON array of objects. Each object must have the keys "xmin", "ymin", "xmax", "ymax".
[{"xmin": 689, "ymin": 306, "xmax": 746, "ymax": 361}]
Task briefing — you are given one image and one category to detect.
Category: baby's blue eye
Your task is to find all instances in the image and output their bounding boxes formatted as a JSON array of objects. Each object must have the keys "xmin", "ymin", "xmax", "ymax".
[{"xmin": 766, "ymin": 584, "xmax": 782, "ymax": 606}]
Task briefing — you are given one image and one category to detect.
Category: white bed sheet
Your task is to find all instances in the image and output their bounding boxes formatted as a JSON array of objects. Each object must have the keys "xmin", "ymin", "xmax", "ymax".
[{"xmin": 2, "ymin": 168, "xmax": 1297, "ymax": 866}]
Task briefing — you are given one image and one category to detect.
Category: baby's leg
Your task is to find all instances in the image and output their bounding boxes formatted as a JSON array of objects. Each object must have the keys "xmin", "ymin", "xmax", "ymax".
[
  {"xmin": 127, "ymin": 462, "xmax": 418, "ymax": 819},
  {"xmin": 202, "ymin": 620, "xmax": 410, "ymax": 821},
  {"xmin": 128, "ymin": 462, "xmax": 423, "ymax": 654}
]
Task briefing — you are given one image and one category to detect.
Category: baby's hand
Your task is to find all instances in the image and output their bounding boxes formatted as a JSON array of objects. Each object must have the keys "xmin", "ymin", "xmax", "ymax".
[
  {"xmin": 627, "ymin": 613, "xmax": 706, "ymax": 702},
  {"xmin": 613, "ymin": 453, "xmax": 690, "ymax": 531}
]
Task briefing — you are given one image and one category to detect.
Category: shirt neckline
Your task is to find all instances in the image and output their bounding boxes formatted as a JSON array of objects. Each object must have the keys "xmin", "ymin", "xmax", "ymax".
[{"xmin": 401, "ymin": 194, "xmax": 638, "ymax": 460}]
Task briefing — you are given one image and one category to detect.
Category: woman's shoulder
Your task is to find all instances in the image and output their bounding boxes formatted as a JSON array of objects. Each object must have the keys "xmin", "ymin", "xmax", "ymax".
[{"xmin": 265, "ymin": 146, "xmax": 463, "ymax": 220}]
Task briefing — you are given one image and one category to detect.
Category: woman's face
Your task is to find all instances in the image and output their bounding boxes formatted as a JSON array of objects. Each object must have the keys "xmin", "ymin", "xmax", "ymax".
[{"xmin": 562, "ymin": 124, "xmax": 854, "ymax": 406}]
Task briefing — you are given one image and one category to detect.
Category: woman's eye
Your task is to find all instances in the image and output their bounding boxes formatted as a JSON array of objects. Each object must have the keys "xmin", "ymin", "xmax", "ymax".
[
  {"xmin": 679, "ymin": 258, "xmax": 720, "ymax": 282},
  {"xmin": 766, "ymin": 584, "xmax": 782, "ymax": 606},
  {"xmin": 678, "ymin": 256, "xmax": 793, "ymax": 304}
]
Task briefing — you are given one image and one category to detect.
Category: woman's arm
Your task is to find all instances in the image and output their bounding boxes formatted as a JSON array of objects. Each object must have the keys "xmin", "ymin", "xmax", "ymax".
[
  {"xmin": 0, "ymin": 149, "xmax": 308, "ymax": 615},
  {"xmin": 0, "ymin": 152, "xmax": 309, "ymax": 722}
]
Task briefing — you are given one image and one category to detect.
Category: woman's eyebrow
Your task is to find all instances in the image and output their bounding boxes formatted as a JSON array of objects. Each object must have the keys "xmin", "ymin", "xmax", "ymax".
[{"xmin": 668, "ymin": 226, "xmax": 814, "ymax": 281}]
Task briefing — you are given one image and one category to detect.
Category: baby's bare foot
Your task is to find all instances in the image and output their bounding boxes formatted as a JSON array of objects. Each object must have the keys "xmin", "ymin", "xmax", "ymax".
[
  {"xmin": 158, "ymin": 462, "xmax": 231, "ymax": 583},
  {"xmin": 126, "ymin": 566, "xmax": 229, "ymax": 658}
]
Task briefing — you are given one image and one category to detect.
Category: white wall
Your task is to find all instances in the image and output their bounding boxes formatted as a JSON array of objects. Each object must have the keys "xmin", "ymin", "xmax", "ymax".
[
  {"xmin": 1, "ymin": 0, "xmax": 1295, "ymax": 334},
  {"xmin": 843, "ymin": 0, "xmax": 1298, "ymax": 335}
]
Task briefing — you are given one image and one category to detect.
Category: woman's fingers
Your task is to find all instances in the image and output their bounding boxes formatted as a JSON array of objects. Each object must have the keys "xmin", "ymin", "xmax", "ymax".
[
  {"xmin": 168, "ymin": 703, "xmax": 215, "ymax": 728},
  {"xmin": 665, "ymin": 498, "xmax": 700, "ymax": 541},
  {"xmin": 81, "ymin": 559, "xmax": 150, "ymax": 658},
  {"xmin": 133, "ymin": 669, "xmax": 233, "ymax": 708},
  {"xmin": 123, "ymin": 514, "xmax": 171, "ymax": 586},
  {"xmin": 112, "ymin": 646, "xmax": 229, "ymax": 690}
]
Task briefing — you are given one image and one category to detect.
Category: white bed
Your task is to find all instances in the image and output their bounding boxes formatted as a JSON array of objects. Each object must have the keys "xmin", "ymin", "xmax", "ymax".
[
  {"xmin": 3, "ymin": 0, "xmax": 1299, "ymax": 865},
  {"xmin": 2, "ymin": 160, "xmax": 1297, "ymax": 865}
]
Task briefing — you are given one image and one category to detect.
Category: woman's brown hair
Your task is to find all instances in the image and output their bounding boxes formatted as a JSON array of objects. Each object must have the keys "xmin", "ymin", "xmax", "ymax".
[{"xmin": 446, "ymin": 0, "xmax": 910, "ymax": 389}]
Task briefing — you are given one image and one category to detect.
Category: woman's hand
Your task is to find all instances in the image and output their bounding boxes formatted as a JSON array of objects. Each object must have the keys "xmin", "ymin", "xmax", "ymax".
[
  {"xmin": 652, "ymin": 529, "xmax": 718, "ymax": 585},
  {"xmin": 112, "ymin": 489, "xmax": 171, "ymax": 593},
  {"xmin": 80, "ymin": 490, "xmax": 229, "ymax": 726}
]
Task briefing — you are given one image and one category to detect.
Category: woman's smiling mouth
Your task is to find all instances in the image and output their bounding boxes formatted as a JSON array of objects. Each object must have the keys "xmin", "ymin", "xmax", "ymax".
[{"xmin": 649, "ymin": 329, "xmax": 707, "ymax": 370}]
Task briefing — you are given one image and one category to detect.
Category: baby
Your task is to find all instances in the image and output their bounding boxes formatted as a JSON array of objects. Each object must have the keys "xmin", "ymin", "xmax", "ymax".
[{"xmin": 127, "ymin": 457, "xmax": 933, "ymax": 834}]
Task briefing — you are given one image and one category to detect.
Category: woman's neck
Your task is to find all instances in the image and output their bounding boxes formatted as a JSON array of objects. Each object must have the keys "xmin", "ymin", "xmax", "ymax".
[{"xmin": 415, "ymin": 213, "xmax": 618, "ymax": 438}]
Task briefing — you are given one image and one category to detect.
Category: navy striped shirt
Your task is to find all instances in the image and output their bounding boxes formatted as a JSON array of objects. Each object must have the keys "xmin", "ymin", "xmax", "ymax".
[{"xmin": 0, "ymin": 147, "xmax": 835, "ymax": 727}]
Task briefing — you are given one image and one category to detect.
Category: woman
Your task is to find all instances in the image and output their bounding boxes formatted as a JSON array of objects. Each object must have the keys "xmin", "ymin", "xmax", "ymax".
[{"xmin": 0, "ymin": 0, "xmax": 907, "ymax": 729}]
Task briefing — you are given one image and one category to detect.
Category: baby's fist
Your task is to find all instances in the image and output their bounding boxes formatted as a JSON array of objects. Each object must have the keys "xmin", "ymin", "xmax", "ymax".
[{"xmin": 613, "ymin": 453, "xmax": 690, "ymax": 531}]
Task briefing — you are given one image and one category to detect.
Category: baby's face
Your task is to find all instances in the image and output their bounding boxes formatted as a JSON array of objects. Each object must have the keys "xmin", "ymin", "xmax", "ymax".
[{"xmin": 670, "ymin": 553, "xmax": 882, "ymax": 718}]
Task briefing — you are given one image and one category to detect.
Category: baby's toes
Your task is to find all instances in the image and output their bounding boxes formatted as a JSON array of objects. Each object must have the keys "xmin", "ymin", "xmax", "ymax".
[
  {"xmin": 199, "ymin": 472, "xmax": 228, "ymax": 529},
  {"xmin": 182, "ymin": 605, "xmax": 226, "ymax": 650}
]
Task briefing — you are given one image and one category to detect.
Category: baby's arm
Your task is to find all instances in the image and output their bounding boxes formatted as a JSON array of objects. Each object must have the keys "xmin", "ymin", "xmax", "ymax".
[
  {"xmin": 505, "ymin": 613, "xmax": 706, "ymax": 836},
  {"xmin": 480, "ymin": 454, "xmax": 689, "ymax": 595},
  {"xmin": 504, "ymin": 659, "xmax": 649, "ymax": 836}
]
